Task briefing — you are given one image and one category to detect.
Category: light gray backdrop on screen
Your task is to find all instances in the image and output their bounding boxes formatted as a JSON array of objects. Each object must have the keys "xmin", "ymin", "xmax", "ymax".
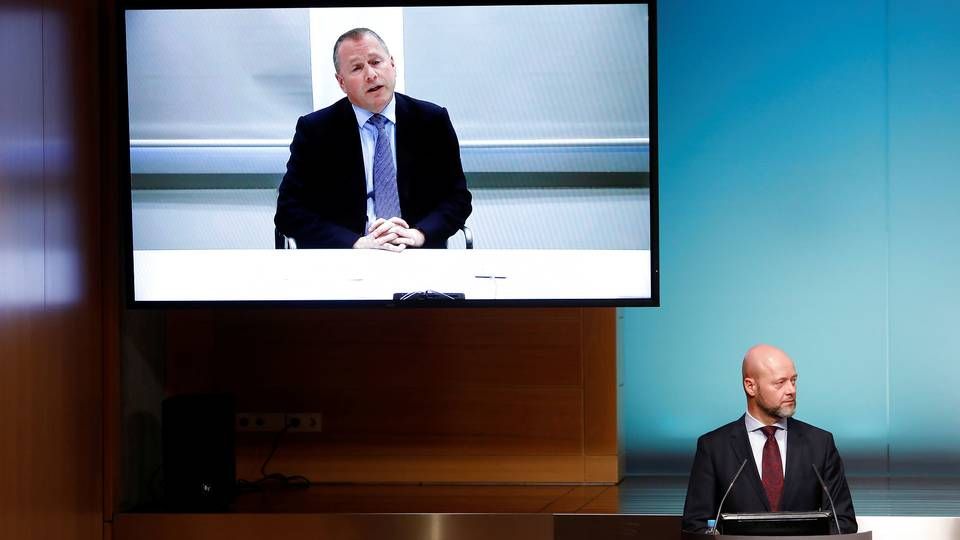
[
  {"xmin": 404, "ymin": 5, "xmax": 649, "ymax": 141},
  {"xmin": 127, "ymin": 6, "xmax": 650, "ymax": 250},
  {"xmin": 125, "ymin": 8, "xmax": 313, "ymax": 139}
]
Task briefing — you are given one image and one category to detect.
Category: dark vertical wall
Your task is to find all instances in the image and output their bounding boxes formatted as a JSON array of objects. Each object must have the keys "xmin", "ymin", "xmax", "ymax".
[{"xmin": 0, "ymin": 0, "xmax": 103, "ymax": 538}]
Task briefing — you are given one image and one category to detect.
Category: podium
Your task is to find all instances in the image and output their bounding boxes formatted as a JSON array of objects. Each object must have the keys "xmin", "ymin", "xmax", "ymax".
[{"xmin": 682, "ymin": 533, "xmax": 872, "ymax": 540}]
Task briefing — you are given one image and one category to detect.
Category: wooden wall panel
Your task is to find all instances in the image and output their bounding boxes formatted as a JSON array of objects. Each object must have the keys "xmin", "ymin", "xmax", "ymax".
[
  {"xmin": 237, "ymin": 454, "xmax": 587, "ymax": 484},
  {"xmin": 582, "ymin": 309, "xmax": 620, "ymax": 481},
  {"xmin": 0, "ymin": 9, "xmax": 46, "ymax": 537},
  {"xmin": 163, "ymin": 307, "xmax": 618, "ymax": 484},
  {"xmin": 166, "ymin": 308, "xmax": 583, "ymax": 391},
  {"xmin": 0, "ymin": 0, "xmax": 103, "ymax": 539},
  {"xmin": 100, "ymin": 0, "xmax": 122, "ymax": 521},
  {"xmin": 226, "ymin": 484, "xmax": 576, "ymax": 513}
]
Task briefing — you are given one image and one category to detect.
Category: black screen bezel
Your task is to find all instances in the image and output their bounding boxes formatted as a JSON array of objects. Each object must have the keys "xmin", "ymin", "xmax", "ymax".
[{"xmin": 116, "ymin": 0, "xmax": 660, "ymax": 309}]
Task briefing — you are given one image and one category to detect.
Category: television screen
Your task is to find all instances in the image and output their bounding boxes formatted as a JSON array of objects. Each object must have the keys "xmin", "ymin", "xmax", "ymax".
[{"xmin": 120, "ymin": 1, "xmax": 658, "ymax": 306}]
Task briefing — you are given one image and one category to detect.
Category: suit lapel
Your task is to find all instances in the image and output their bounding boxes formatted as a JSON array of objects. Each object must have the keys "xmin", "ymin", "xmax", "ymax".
[
  {"xmin": 729, "ymin": 416, "xmax": 771, "ymax": 511},
  {"xmin": 337, "ymin": 99, "xmax": 367, "ymax": 220},
  {"xmin": 782, "ymin": 418, "xmax": 807, "ymax": 510},
  {"xmin": 392, "ymin": 93, "xmax": 412, "ymax": 208}
]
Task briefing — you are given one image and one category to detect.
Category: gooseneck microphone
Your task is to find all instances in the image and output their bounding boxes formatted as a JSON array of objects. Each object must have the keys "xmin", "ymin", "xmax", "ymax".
[
  {"xmin": 712, "ymin": 458, "xmax": 749, "ymax": 532},
  {"xmin": 811, "ymin": 463, "xmax": 842, "ymax": 534}
]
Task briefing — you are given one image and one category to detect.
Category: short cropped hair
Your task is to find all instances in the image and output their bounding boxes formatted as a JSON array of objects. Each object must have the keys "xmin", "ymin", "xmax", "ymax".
[{"xmin": 333, "ymin": 28, "xmax": 390, "ymax": 74}]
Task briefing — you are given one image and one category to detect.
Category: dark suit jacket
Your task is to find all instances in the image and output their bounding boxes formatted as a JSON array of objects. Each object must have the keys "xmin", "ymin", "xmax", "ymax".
[
  {"xmin": 681, "ymin": 416, "xmax": 857, "ymax": 534},
  {"xmin": 274, "ymin": 93, "xmax": 472, "ymax": 249}
]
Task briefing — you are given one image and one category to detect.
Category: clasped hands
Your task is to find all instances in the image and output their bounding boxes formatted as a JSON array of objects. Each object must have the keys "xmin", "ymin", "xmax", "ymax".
[{"xmin": 352, "ymin": 217, "xmax": 425, "ymax": 251}]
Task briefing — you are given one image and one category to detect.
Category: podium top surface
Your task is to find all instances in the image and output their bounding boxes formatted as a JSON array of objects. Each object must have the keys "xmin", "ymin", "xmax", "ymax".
[{"xmin": 681, "ymin": 532, "xmax": 872, "ymax": 540}]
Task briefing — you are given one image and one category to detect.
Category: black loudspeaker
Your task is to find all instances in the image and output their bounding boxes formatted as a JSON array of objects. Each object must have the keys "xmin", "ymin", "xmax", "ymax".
[{"xmin": 162, "ymin": 393, "xmax": 236, "ymax": 511}]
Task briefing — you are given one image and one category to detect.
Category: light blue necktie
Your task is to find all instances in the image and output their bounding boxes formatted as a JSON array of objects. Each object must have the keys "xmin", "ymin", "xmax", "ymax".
[{"xmin": 368, "ymin": 113, "xmax": 401, "ymax": 220}]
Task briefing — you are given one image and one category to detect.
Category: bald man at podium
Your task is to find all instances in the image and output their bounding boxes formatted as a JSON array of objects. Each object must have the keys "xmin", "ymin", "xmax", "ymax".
[{"xmin": 681, "ymin": 344, "xmax": 857, "ymax": 534}]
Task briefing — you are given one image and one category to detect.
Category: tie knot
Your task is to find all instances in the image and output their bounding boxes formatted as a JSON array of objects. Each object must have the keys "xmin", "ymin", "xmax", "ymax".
[
  {"xmin": 368, "ymin": 113, "xmax": 389, "ymax": 130},
  {"xmin": 761, "ymin": 425, "xmax": 778, "ymax": 439}
]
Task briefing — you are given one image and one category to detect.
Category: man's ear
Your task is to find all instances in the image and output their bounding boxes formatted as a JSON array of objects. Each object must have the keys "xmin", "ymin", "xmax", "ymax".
[
  {"xmin": 335, "ymin": 73, "xmax": 346, "ymax": 93},
  {"xmin": 743, "ymin": 377, "xmax": 757, "ymax": 397}
]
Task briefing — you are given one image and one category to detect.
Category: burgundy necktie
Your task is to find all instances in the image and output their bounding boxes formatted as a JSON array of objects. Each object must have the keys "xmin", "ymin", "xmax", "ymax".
[{"xmin": 760, "ymin": 425, "xmax": 784, "ymax": 511}]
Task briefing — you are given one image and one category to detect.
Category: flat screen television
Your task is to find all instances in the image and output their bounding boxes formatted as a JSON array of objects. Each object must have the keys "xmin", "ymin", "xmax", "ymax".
[
  {"xmin": 720, "ymin": 511, "xmax": 834, "ymax": 536},
  {"xmin": 118, "ymin": 0, "xmax": 658, "ymax": 306}
]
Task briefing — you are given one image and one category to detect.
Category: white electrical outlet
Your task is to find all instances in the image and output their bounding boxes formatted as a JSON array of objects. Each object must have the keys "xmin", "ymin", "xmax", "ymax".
[
  {"xmin": 285, "ymin": 412, "xmax": 322, "ymax": 432},
  {"xmin": 235, "ymin": 412, "xmax": 285, "ymax": 432}
]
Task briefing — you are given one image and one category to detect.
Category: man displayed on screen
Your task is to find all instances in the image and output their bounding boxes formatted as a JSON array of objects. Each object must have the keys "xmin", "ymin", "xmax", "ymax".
[
  {"xmin": 275, "ymin": 28, "xmax": 472, "ymax": 250},
  {"xmin": 681, "ymin": 344, "xmax": 858, "ymax": 534}
]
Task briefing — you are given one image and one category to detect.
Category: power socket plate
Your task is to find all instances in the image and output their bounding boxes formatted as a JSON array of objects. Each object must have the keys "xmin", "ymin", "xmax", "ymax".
[
  {"xmin": 236, "ymin": 412, "xmax": 285, "ymax": 432},
  {"xmin": 286, "ymin": 412, "xmax": 322, "ymax": 432},
  {"xmin": 235, "ymin": 412, "xmax": 323, "ymax": 433}
]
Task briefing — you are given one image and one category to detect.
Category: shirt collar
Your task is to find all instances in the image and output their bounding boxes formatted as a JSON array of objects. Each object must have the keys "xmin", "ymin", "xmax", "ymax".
[
  {"xmin": 745, "ymin": 410, "xmax": 789, "ymax": 433},
  {"xmin": 351, "ymin": 94, "xmax": 397, "ymax": 129}
]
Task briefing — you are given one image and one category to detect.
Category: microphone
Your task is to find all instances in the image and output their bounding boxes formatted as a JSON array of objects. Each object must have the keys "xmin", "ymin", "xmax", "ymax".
[
  {"xmin": 812, "ymin": 463, "xmax": 842, "ymax": 534},
  {"xmin": 712, "ymin": 458, "xmax": 749, "ymax": 533}
]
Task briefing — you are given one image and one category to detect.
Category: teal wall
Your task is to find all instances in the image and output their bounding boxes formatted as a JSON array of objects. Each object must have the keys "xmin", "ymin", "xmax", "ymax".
[{"xmin": 622, "ymin": 0, "xmax": 960, "ymax": 476}]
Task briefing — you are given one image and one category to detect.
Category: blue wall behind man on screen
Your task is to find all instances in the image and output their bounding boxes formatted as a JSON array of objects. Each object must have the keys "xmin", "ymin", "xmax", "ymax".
[{"xmin": 622, "ymin": 0, "xmax": 960, "ymax": 476}]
